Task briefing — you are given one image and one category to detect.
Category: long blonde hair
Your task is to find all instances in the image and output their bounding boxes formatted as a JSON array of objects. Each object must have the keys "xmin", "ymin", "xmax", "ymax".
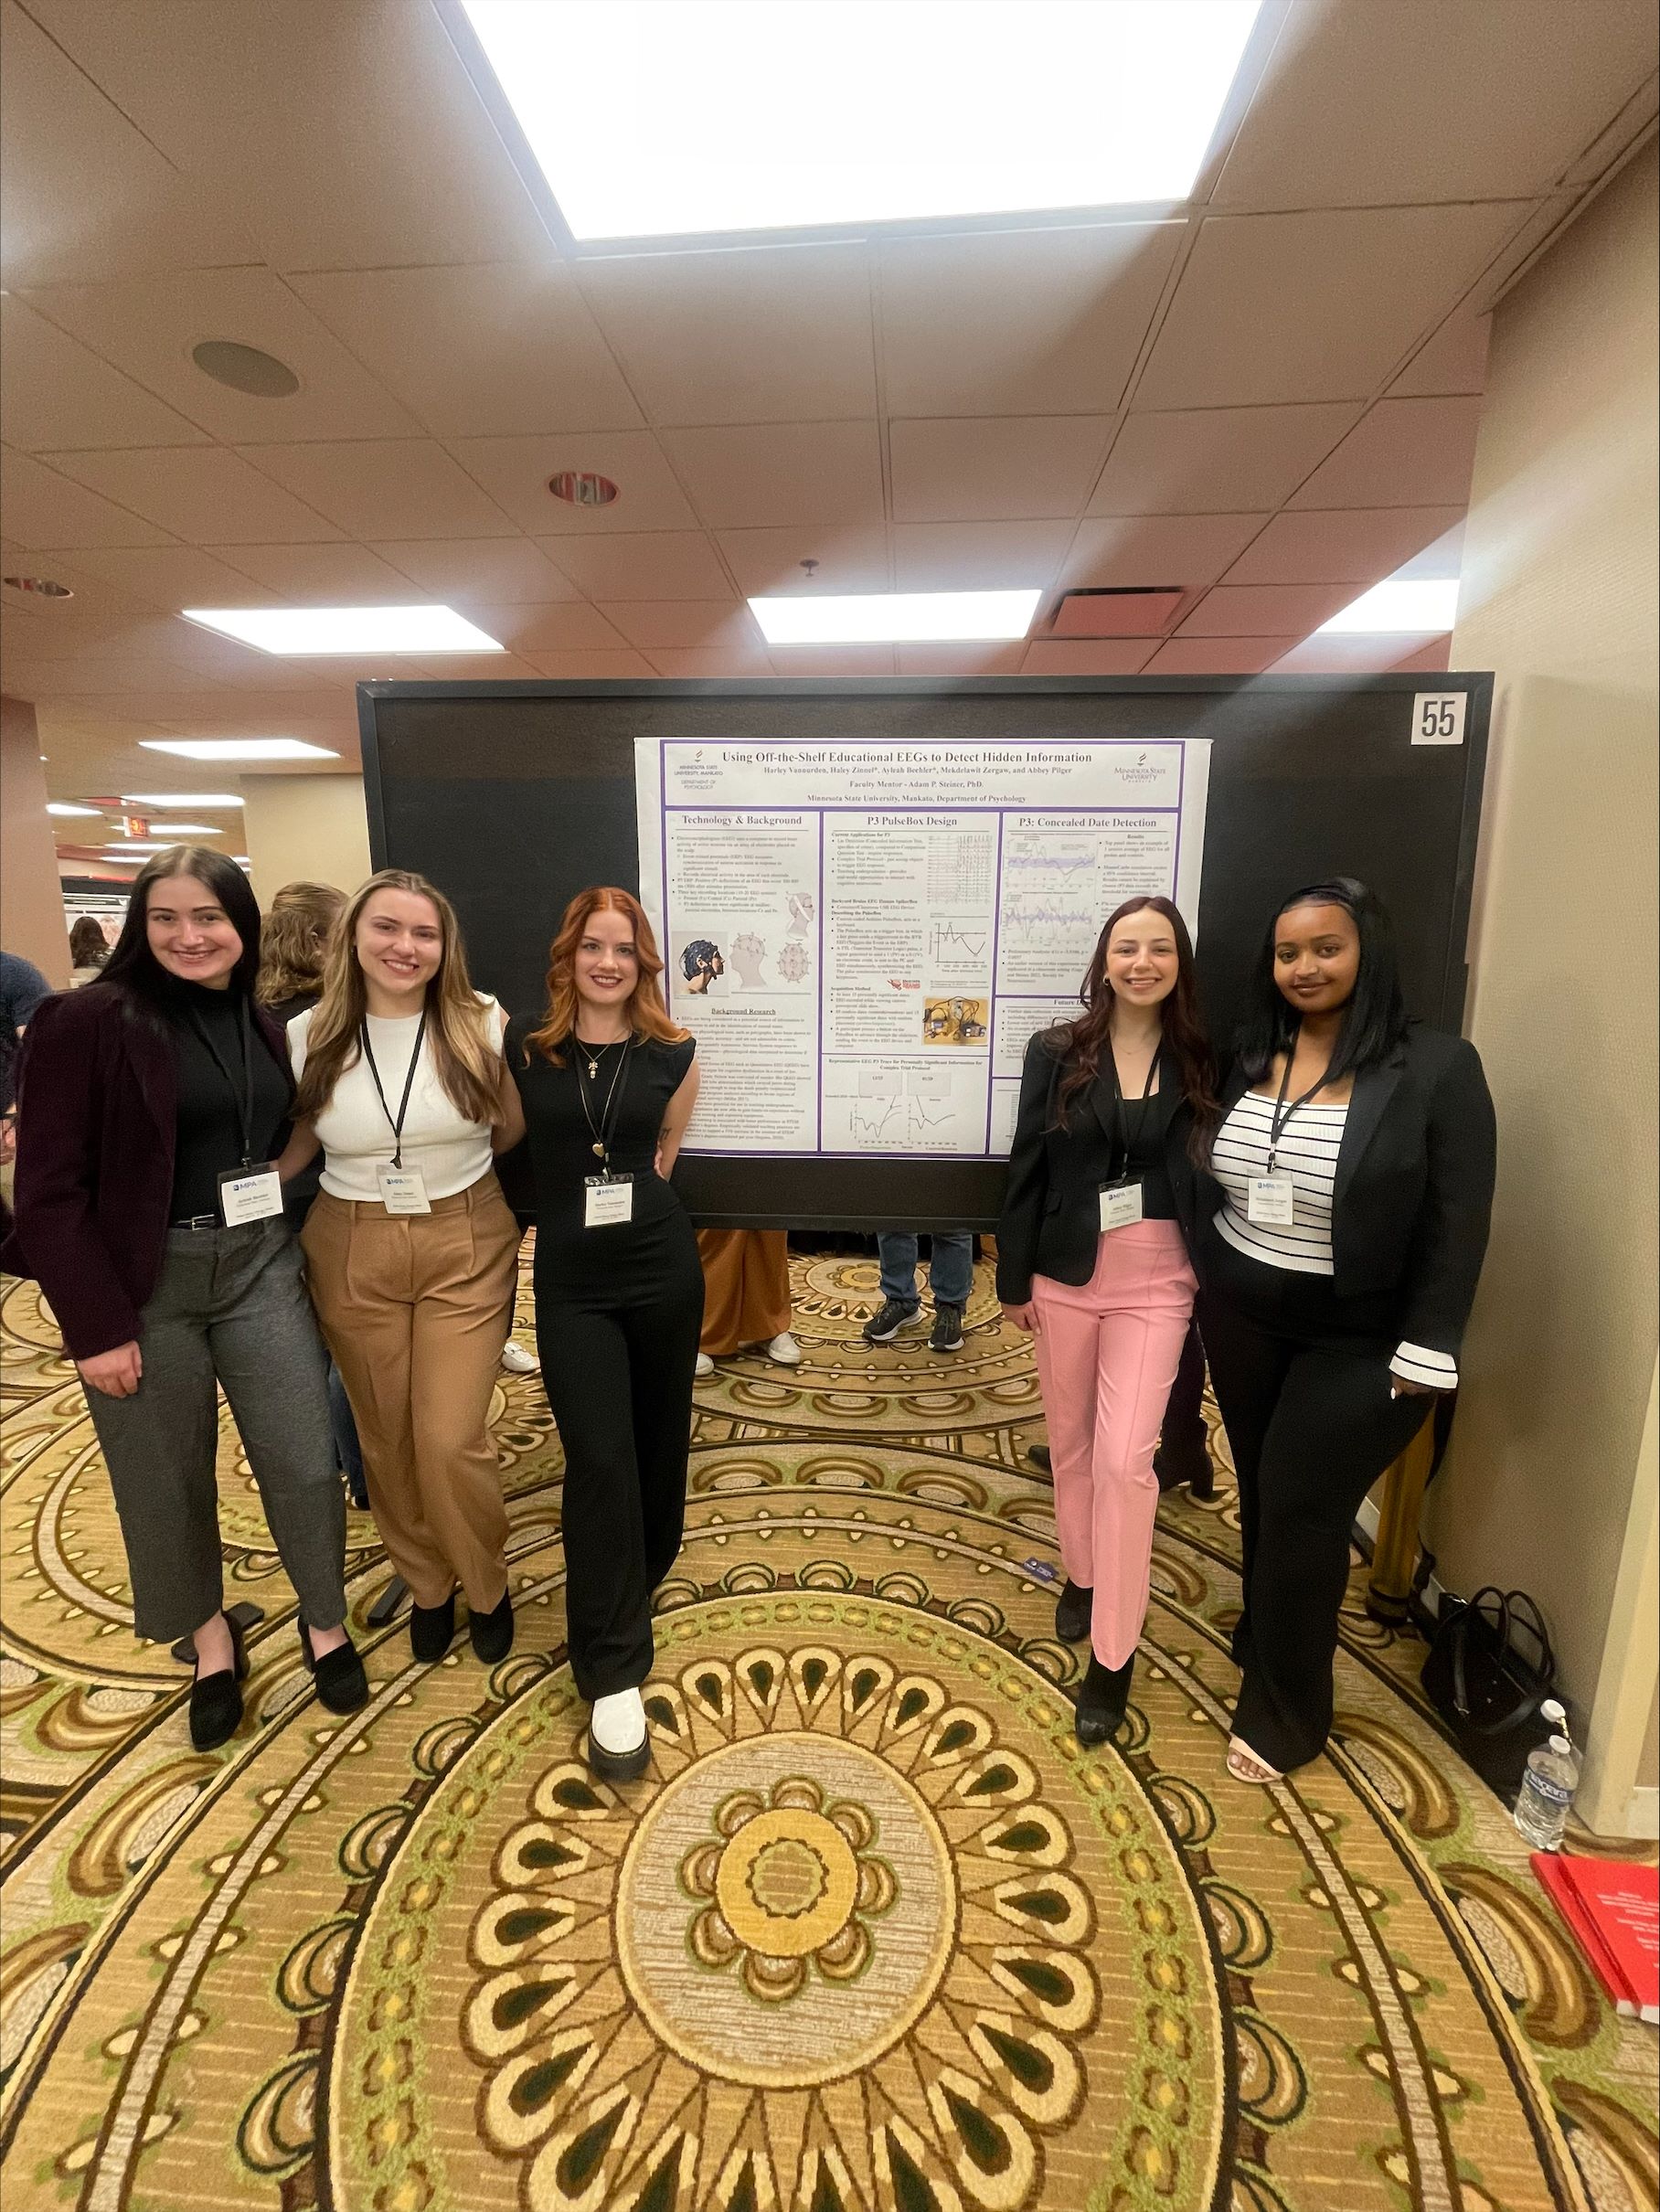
[
  {"xmin": 523, "ymin": 887, "xmax": 687, "ymax": 1066},
  {"xmin": 293, "ymin": 869, "xmax": 503, "ymax": 1124},
  {"xmin": 256, "ymin": 880, "xmax": 345, "ymax": 1005}
]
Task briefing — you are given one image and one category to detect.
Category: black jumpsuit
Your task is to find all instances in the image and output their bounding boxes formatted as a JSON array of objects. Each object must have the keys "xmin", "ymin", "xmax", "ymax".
[{"xmin": 506, "ymin": 1023, "xmax": 704, "ymax": 1699}]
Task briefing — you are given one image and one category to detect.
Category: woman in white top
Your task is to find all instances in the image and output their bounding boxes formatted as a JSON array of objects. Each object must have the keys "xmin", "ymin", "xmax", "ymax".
[
  {"xmin": 281, "ymin": 869, "xmax": 526, "ymax": 1667},
  {"xmin": 1198, "ymin": 877, "xmax": 1495, "ymax": 1784}
]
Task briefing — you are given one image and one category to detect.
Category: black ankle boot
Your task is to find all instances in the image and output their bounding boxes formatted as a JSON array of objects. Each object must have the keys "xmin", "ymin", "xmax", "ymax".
[
  {"xmin": 469, "ymin": 1586, "xmax": 515, "ymax": 1664},
  {"xmin": 1075, "ymin": 1651, "xmax": 1134, "ymax": 1746},
  {"xmin": 1155, "ymin": 1442, "xmax": 1214, "ymax": 1495},
  {"xmin": 1054, "ymin": 1579, "xmax": 1093, "ymax": 1643},
  {"xmin": 188, "ymin": 1612, "xmax": 248, "ymax": 1751},
  {"xmin": 298, "ymin": 1620, "xmax": 369, "ymax": 1715},
  {"xmin": 410, "ymin": 1590, "xmax": 456, "ymax": 1664}
]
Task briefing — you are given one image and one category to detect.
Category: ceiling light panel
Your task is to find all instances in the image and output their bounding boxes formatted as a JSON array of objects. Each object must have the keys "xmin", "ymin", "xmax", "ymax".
[
  {"xmin": 752, "ymin": 590, "xmax": 1041, "ymax": 644},
  {"xmin": 459, "ymin": 1, "xmax": 1262, "ymax": 240},
  {"xmin": 121, "ymin": 793, "xmax": 247, "ymax": 808},
  {"xmin": 46, "ymin": 802, "xmax": 103, "ymax": 816},
  {"xmin": 181, "ymin": 606, "xmax": 504, "ymax": 654},
  {"xmin": 1317, "ymin": 579, "xmax": 1460, "ymax": 633},
  {"xmin": 138, "ymin": 739, "xmax": 341, "ymax": 761}
]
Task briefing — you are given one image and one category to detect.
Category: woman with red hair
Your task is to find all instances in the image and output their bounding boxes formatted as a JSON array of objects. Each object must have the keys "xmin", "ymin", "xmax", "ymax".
[{"xmin": 508, "ymin": 887, "xmax": 702, "ymax": 1781}]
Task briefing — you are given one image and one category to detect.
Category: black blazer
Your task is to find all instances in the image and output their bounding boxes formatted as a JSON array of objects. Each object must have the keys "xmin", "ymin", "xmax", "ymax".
[
  {"xmin": 995, "ymin": 1032, "xmax": 1203, "ymax": 1303},
  {"xmin": 1208, "ymin": 1023, "xmax": 1496, "ymax": 1359}
]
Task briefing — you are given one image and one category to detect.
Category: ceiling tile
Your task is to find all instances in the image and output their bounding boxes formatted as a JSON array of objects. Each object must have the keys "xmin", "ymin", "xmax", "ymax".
[
  {"xmin": 1389, "ymin": 312, "xmax": 1493, "ymax": 398},
  {"xmin": 1176, "ymin": 584, "xmax": 1354, "ymax": 636},
  {"xmin": 577, "ymin": 244, "xmax": 877, "ymax": 426},
  {"xmin": 896, "ymin": 643, "xmax": 1027, "ymax": 675},
  {"xmin": 452, "ymin": 433, "xmax": 698, "ymax": 535},
  {"xmin": 715, "ymin": 526, "xmax": 889, "ymax": 599},
  {"xmin": 1394, "ymin": 521, "xmax": 1464, "ymax": 580},
  {"xmin": 660, "ymin": 422, "xmax": 884, "ymax": 530},
  {"xmin": 1022, "ymin": 640, "xmax": 1158, "ymax": 675},
  {"xmin": 1135, "ymin": 204, "xmax": 1529, "ymax": 409},
  {"xmin": 29, "ymin": 544, "xmax": 287, "ymax": 611},
  {"xmin": 523, "ymin": 648, "xmax": 656, "ymax": 679},
  {"xmin": 1, "ymin": 447, "xmax": 177, "ymax": 548},
  {"xmin": 536, "ymin": 531, "xmax": 733, "ymax": 601},
  {"xmin": 890, "ymin": 522, "xmax": 1076, "ymax": 592},
  {"xmin": 239, "ymin": 441, "xmax": 515, "ymax": 541},
  {"xmin": 210, "ymin": 540, "xmax": 427, "ymax": 603},
  {"xmin": 1289, "ymin": 399, "xmax": 1483, "ymax": 510},
  {"xmin": 889, "ymin": 417, "xmax": 1113, "ymax": 523},
  {"xmin": 461, "ymin": 601, "xmax": 628, "ymax": 653},
  {"xmin": 1272, "ymin": 633, "xmax": 1445, "ymax": 674},
  {"xmin": 596, "ymin": 602, "xmax": 761, "ymax": 652},
  {"xmin": 1063, "ymin": 515, "xmax": 1269, "ymax": 590},
  {"xmin": 374, "ymin": 537, "xmax": 583, "ymax": 604},
  {"xmin": 878, "ymin": 223, "xmax": 1185, "ymax": 416},
  {"xmin": 291, "ymin": 262, "xmax": 642, "ymax": 438},
  {"xmin": 1144, "ymin": 636, "xmax": 1304, "ymax": 675},
  {"xmin": 1088, "ymin": 402, "xmax": 1359, "ymax": 516},
  {"xmin": 1214, "ymin": 0, "xmax": 1660, "ymax": 208},
  {"xmin": 0, "ymin": 295, "xmax": 212, "ymax": 451},
  {"xmin": 1222, "ymin": 505, "xmax": 1465, "ymax": 585},
  {"xmin": 763, "ymin": 646, "xmax": 896, "ymax": 676},
  {"xmin": 46, "ymin": 445, "xmax": 345, "ymax": 544},
  {"xmin": 647, "ymin": 645, "xmax": 775, "ymax": 679}
]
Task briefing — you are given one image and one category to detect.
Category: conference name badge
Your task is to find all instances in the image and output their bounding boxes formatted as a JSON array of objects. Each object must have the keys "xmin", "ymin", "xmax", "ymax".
[
  {"xmin": 585, "ymin": 1175, "xmax": 634, "ymax": 1228},
  {"xmin": 217, "ymin": 1164, "xmax": 282, "ymax": 1227},
  {"xmin": 1247, "ymin": 1173, "xmax": 1296, "ymax": 1227},
  {"xmin": 377, "ymin": 1164, "xmax": 431, "ymax": 1215},
  {"xmin": 1099, "ymin": 1180, "xmax": 1144, "ymax": 1232}
]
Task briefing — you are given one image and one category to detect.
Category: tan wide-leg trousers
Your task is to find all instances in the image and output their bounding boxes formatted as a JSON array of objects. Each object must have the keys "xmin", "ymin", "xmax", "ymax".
[{"xmin": 302, "ymin": 1174, "xmax": 518, "ymax": 1611}]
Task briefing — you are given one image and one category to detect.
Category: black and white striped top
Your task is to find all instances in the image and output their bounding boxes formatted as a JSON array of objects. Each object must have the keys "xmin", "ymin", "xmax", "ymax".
[{"xmin": 1212, "ymin": 1089, "xmax": 1458, "ymax": 1388}]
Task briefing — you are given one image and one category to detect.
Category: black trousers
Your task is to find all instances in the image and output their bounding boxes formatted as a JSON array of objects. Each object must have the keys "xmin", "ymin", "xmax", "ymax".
[
  {"xmin": 1198, "ymin": 1250, "xmax": 1431, "ymax": 1773},
  {"xmin": 534, "ymin": 1211, "xmax": 704, "ymax": 1700}
]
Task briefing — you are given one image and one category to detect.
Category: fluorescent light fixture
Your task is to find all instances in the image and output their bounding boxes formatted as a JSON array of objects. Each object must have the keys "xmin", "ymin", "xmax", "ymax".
[
  {"xmin": 752, "ymin": 589, "xmax": 1042, "ymax": 645},
  {"xmin": 1318, "ymin": 579, "xmax": 1461, "ymax": 634},
  {"xmin": 181, "ymin": 605, "xmax": 503, "ymax": 654},
  {"xmin": 134, "ymin": 823, "xmax": 226, "ymax": 837},
  {"xmin": 46, "ymin": 801, "xmax": 103, "ymax": 817},
  {"xmin": 122, "ymin": 792, "xmax": 245, "ymax": 808},
  {"xmin": 139, "ymin": 739, "xmax": 340, "ymax": 762},
  {"xmin": 460, "ymin": 0, "xmax": 1262, "ymax": 240}
]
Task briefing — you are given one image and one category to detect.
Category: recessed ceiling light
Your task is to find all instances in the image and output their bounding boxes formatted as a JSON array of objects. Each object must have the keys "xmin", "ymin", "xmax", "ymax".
[
  {"xmin": 133, "ymin": 823, "xmax": 227, "ymax": 837},
  {"xmin": 139, "ymin": 739, "xmax": 341, "ymax": 761},
  {"xmin": 458, "ymin": 0, "xmax": 1262, "ymax": 240},
  {"xmin": 46, "ymin": 801, "xmax": 103, "ymax": 816},
  {"xmin": 191, "ymin": 339, "xmax": 301, "ymax": 398},
  {"xmin": 182, "ymin": 605, "xmax": 504, "ymax": 654},
  {"xmin": 4, "ymin": 574, "xmax": 73, "ymax": 597},
  {"xmin": 1317, "ymin": 579, "xmax": 1461, "ymax": 634},
  {"xmin": 549, "ymin": 470, "xmax": 619, "ymax": 507},
  {"xmin": 122, "ymin": 792, "xmax": 246, "ymax": 808},
  {"xmin": 751, "ymin": 589, "xmax": 1041, "ymax": 645}
]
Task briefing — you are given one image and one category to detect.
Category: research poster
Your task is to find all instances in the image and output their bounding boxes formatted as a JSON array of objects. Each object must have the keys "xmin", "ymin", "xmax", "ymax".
[{"xmin": 634, "ymin": 739, "xmax": 1211, "ymax": 1158}]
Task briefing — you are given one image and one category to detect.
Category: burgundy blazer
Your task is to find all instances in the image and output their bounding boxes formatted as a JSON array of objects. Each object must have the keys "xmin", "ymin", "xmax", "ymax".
[{"xmin": 0, "ymin": 982, "xmax": 294, "ymax": 1362}]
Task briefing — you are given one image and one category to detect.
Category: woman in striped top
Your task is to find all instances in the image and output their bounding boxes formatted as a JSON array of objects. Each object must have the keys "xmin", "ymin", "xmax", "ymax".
[{"xmin": 1199, "ymin": 877, "xmax": 1496, "ymax": 1783}]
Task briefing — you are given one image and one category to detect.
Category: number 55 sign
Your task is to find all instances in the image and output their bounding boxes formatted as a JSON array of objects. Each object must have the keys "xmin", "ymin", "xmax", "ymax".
[{"xmin": 1411, "ymin": 693, "xmax": 1466, "ymax": 746}]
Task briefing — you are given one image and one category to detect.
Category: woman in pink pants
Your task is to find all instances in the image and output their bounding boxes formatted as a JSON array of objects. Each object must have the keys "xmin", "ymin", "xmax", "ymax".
[{"xmin": 997, "ymin": 897, "xmax": 1218, "ymax": 1744}]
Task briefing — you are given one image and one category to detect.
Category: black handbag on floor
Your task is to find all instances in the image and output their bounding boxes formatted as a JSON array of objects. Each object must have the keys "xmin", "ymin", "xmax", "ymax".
[{"xmin": 1421, "ymin": 1586, "xmax": 1557, "ymax": 1799}]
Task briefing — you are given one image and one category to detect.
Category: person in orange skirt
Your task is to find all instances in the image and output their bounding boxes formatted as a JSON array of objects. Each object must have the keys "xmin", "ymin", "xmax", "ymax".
[{"xmin": 694, "ymin": 1229, "xmax": 801, "ymax": 1374}]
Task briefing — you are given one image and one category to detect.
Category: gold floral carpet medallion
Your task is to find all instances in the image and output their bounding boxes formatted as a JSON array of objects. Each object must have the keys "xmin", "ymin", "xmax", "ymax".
[{"xmin": 2, "ymin": 1255, "xmax": 1656, "ymax": 2212}]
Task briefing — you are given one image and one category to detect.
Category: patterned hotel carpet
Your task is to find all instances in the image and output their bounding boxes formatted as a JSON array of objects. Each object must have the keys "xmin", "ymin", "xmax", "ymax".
[{"xmin": 1, "ymin": 1250, "xmax": 1655, "ymax": 2212}]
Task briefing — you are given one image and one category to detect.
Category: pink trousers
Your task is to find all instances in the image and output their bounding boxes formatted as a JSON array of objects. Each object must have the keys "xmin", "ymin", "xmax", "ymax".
[{"xmin": 1031, "ymin": 1218, "xmax": 1197, "ymax": 1668}]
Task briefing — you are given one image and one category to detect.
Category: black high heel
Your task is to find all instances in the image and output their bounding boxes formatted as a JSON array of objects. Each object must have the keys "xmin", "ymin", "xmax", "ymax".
[
  {"xmin": 1075, "ymin": 1651, "xmax": 1135, "ymax": 1746},
  {"xmin": 298, "ymin": 1619, "xmax": 369, "ymax": 1715},
  {"xmin": 188, "ymin": 1611, "xmax": 248, "ymax": 1751}
]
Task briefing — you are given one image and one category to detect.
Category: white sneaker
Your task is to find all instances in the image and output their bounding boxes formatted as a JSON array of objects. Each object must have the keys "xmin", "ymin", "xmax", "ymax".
[
  {"xmin": 589, "ymin": 1686, "xmax": 649, "ymax": 1781},
  {"xmin": 695, "ymin": 1352, "xmax": 714, "ymax": 1377},
  {"xmin": 500, "ymin": 1339, "xmax": 539, "ymax": 1375},
  {"xmin": 764, "ymin": 1332, "xmax": 803, "ymax": 1367}
]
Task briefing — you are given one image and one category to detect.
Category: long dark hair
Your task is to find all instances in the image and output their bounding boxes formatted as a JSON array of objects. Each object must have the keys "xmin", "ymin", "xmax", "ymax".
[
  {"xmin": 1236, "ymin": 876, "xmax": 1410, "ymax": 1084},
  {"xmin": 101, "ymin": 846, "xmax": 263, "ymax": 1002},
  {"xmin": 1053, "ymin": 895, "xmax": 1218, "ymax": 1160}
]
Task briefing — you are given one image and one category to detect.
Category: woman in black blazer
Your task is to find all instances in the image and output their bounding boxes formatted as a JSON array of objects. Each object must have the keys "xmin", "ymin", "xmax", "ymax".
[
  {"xmin": 1200, "ymin": 877, "xmax": 1496, "ymax": 1783},
  {"xmin": 997, "ymin": 896, "xmax": 1219, "ymax": 1744}
]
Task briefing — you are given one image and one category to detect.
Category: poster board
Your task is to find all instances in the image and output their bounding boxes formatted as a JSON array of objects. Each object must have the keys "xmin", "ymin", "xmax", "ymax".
[{"xmin": 358, "ymin": 675, "xmax": 1490, "ymax": 1229}]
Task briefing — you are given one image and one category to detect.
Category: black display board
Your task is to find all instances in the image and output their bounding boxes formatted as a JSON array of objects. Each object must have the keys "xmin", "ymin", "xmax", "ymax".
[{"xmin": 358, "ymin": 675, "xmax": 1489, "ymax": 1229}]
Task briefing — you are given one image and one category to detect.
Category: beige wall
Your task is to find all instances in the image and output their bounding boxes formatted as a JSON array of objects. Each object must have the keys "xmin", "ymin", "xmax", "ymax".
[
  {"xmin": 1431, "ymin": 142, "xmax": 1659, "ymax": 1834},
  {"xmin": 241, "ymin": 775, "xmax": 372, "ymax": 905},
  {"xmin": 1, "ymin": 696, "xmax": 70, "ymax": 987}
]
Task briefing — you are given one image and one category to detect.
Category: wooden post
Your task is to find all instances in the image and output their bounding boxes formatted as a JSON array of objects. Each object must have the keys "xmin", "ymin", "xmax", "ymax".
[{"xmin": 1366, "ymin": 1414, "xmax": 1437, "ymax": 1625}]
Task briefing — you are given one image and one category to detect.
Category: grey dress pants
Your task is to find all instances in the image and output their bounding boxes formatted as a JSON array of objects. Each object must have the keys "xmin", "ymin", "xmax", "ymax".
[{"xmin": 83, "ymin": 1217, "xmax": 349, "ymax": 1643}]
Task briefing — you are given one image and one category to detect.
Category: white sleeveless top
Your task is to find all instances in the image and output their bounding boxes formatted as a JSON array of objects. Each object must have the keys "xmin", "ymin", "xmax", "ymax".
[{"xmin": 290, "ymin": 996, "xmax": 505, "ymax": 1205}]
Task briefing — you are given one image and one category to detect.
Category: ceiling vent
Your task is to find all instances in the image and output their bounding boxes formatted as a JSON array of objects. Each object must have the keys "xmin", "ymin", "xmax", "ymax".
[{"xmin": 1048, "ymin": 587, "xmax": 1185, "ymax": 638}]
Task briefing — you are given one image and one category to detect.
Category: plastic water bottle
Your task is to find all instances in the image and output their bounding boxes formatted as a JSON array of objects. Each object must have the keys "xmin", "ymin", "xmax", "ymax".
[{"xmin": 1513, "ymin": 1700, "xmax": 1580, "ymax": 1850}]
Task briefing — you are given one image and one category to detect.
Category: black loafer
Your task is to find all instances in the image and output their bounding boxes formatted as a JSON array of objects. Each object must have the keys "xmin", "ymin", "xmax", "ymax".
[
  {"xmin": 469, "ymin": 1586, "xmax": 515, "ymax": 1664},
  {"xmin": 1075, "ymin": 1651, "xmax": 1134, "ymax": 1746},
  {"xmin": 299, "ymin": 1620, "xmax": 369, "ymax": 1714},
  {"xmin": 1054, "ymin": 1579, "xmax": 1093, "ymax": 1643},
  {"xmin": 410, "ymin": 1591, "xmax": 456, "ymax": 1664},
  {"xmin": 188, "ymin": 1611, "xmax": 248, "ymax": 1750},
  {"xmin": 1027, "ymin": 1442, "xmax": 1052, "ymax": 1474}
]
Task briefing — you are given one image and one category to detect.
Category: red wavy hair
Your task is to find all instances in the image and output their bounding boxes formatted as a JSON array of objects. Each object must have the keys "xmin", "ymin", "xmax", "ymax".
[{"xmin": 522, "ymin": 887, "xmax": 688, "ymax": 1066}]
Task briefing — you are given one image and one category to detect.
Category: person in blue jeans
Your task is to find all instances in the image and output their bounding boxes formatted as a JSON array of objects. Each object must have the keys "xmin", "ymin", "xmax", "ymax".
[{"xmin": 864, "ymin": 1230, "xmax": 974, "ymax": 1355}]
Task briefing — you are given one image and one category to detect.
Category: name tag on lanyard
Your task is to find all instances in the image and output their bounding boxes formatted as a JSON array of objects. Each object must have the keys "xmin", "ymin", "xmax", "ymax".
[
  {"xmin": 218, "ymin": 1164, "xmax": 282, "ymax": 1226},
  {"xmin": 585, "ymin": 1174, "xmax": 634, "ymax": 1228},
  {"xmin": 1247, "ymin": 1173, "xmax": 1296, "ymax": 1227},
  {"xmin": 1099, "ymin": 1179, "xmax": 1144, "ymax": 1232},
  {"xmin": 377, "ymin": 1164, "xmax": 431, "ymax": 1215}
]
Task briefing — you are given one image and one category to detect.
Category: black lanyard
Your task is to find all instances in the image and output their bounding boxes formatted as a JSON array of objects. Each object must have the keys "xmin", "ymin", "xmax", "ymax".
[
  {"xmin": 359, "ymin": 1011, "xmax": 427, "ymax": 1168},
  {"xmin": 185, "ymin": 994, "xmax": 260, "ymax": 1167},
  {"xmin": 1106, "ymin": 1044, "xmax": 1160, "ymax": 1183},
  {"xmin": 1266, "ymin": 1037, "xmax": 1334, "ymax": 1174},
  {"xmin": 576, "ymin": 1036, "xmax": 632, "ymax": 1167}
]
